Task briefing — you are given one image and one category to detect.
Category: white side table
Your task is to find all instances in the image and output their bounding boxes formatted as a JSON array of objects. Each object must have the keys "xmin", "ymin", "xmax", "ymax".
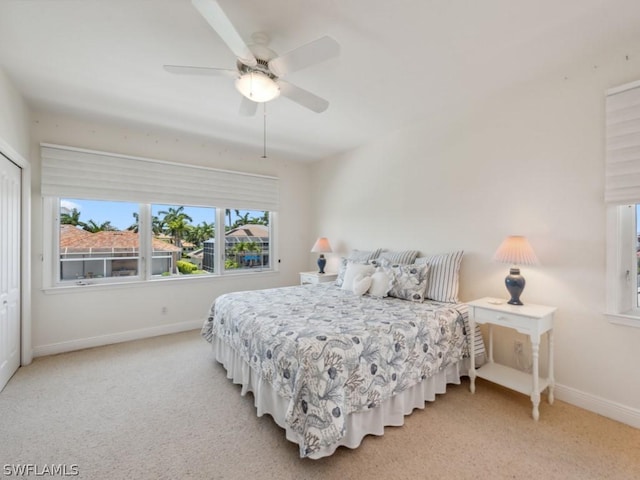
[
  {"xmin": 468, "ymin": 297, "xmax": 557, "ymax": 420},
  {"xmin": 299, "ymin": 271, "xmax": 337, "ymax": 285}
]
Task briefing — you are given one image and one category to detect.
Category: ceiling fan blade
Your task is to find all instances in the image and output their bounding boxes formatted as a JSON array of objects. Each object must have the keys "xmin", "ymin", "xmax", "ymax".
[
  {"xmin": 239, "ymin": 96, "xmax": 258, "ymax": 117},
  {"xmin": 268, "ymin": 36, "xmax": 339, "ymax": 77},
  {"xmin": 191, "ymin": 0, "xmax": 257, "ymax": 67},
  {"xmin": 278, "ymin": 80, "xmax": 329, "ymax": 113},
  {"xmin": 163, "ymin": 65, "xmax": 236, "ymax": 77}
]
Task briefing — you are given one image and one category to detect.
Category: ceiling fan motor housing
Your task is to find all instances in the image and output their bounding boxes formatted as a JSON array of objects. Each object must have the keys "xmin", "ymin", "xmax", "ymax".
[{"xmin": 237, "ymin": 58, "xmax": 278, "ymax": 80}]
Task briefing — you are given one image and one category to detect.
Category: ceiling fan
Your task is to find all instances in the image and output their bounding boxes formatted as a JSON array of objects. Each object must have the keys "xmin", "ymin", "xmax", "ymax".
[{"xmin": 164, "ymin": 0, "xmax": 340, "ymax": 117}]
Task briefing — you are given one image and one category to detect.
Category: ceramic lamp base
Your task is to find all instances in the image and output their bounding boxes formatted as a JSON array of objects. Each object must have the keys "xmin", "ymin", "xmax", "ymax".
[
  {"xmin": 505, "ymin": 267, "xmax": 525, "ymax": 305},
  {"xmin": 317, "ymin": 255, "xmax": 326, "ymax": 274}
]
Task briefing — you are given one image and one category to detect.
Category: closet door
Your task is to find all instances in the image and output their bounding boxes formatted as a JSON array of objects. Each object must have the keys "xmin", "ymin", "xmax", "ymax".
[{"xmin": 0, "ymin": 153, "xmax": 21, "ymax": 391}]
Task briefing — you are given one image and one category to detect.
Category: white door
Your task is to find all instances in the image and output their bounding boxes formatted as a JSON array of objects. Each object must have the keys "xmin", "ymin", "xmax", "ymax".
[{"xmin": 0, "ymin": 153, "xmax": 21, "ymax": 391}]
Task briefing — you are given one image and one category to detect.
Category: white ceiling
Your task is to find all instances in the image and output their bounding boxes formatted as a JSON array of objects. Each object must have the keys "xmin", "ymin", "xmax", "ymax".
[{"xmin": 1, "ymin": 0, "xmax": 640, "ymax": 162}]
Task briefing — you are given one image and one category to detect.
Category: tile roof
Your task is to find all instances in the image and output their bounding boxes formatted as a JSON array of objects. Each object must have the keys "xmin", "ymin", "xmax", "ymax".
[
  {"xmin": 227, "ymin": 225, "xmax": 268, "ymax": 237},
  {"xmin": 60, "ymin": 225, "xmax": 181, "ymax": 252}
]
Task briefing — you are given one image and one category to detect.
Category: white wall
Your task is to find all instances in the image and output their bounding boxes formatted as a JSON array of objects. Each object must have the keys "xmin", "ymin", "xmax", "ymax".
[
  {"xmin": 310, "ymin": 58, "xmax": 640, "ymax": 424},
  {"xmin": 0, "ymin": 68, "xmax": 30, "ymax": 159},
  {"xmin": 29, "ymin": 111, "xmax": 312, "ymax": 355}
]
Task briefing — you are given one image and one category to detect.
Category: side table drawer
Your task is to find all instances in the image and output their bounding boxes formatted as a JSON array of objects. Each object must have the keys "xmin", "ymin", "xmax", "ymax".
[
  {"xmin": 300, "ymin": 274, "xmax": 317, "ymax": 285},
  {"xmin": 300, "ymin": 272, "xmax": 337, "ymax": 285},
  {"xmin": 473, "ymin": 307, "xmax": 532, "ymax": 332}
]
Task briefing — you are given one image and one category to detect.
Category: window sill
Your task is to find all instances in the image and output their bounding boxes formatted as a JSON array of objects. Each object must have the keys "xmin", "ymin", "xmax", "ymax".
[
  {"xmin": 42, "ymin": 269, "xmax": 279, "ymax": 295},
  {"xmin": 605, "ymin": 312, "xmax": 640, "ymax": 328}
]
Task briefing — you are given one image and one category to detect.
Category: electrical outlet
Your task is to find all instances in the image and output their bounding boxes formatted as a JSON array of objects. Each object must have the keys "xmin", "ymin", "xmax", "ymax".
[{"xmin": 514, "ymin": 340, "xmax": 523, "ymax": 354}]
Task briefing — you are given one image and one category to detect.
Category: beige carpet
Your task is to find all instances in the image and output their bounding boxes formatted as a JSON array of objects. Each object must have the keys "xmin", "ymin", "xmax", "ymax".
[{"xmin": 1, "ymin": 330, "xmax": 638, "ymax": 480}]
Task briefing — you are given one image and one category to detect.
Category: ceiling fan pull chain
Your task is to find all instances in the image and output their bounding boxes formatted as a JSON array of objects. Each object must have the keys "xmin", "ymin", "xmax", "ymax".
[{"xmin": 262, "ymin": 102, "xmax": 268, "ymax": 159}]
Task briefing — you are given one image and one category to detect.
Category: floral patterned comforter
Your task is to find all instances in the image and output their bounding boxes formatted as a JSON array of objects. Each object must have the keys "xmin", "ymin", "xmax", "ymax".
[{"xmin": 202, "ymin": 283, "xmax": 473, "ymax": 458}]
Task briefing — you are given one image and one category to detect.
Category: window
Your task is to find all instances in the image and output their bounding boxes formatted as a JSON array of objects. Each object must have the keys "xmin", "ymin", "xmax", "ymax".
[
  {"xmin": 604, "ymin": 80, "xmax": 640, "ymax": 327},
  {"xmin": 606, "ymin": 204, "xmax": 640, "ymax": 326},
  {"xmin": 41, "ymin": 144, "xmax": 279, "ymax": 289},
  {"xmin": 150, "ymin": 204, "xmax": 215, "ymax": 276},
  {"xmin": 223, "ymin": 209, "xmax": 271, "ymax": 271},
  {"xmin": 59, "ymin": 199, "xmax": 140, "ymax": 282},
  {"xmin": 52, "ymin": 199, "xmax": 272, "ymax": 286}
]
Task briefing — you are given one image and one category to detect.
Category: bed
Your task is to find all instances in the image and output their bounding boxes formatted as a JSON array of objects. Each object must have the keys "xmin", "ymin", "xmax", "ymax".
[{"xmin": 202, "ymin": 253, "xmax": 486, "ymax": 458}]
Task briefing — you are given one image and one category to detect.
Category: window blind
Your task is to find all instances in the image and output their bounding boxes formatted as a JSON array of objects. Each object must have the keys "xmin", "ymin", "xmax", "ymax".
[
  {"xmin": 41, "ymin": 144, "xmax": 279, "ymax": 211},
  {"xmin": 605, "ymin": 80, "xmax": 640, "ymax": 204}
]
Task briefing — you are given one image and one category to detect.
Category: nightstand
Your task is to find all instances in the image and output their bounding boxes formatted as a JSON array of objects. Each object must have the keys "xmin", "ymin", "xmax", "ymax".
[
  {"xmin": 468, "ymin": 297, "xmax": 557, "ymax": 420},
  {"xmin": 299, "ymin": 271, "xmax": 337, "ymax": 285}
]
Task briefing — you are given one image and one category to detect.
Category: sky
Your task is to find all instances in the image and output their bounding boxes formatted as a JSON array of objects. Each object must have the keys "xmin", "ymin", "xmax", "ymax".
[{"xmin": 61, "ymin": 199, "xmax": 260, "ymax": 231}]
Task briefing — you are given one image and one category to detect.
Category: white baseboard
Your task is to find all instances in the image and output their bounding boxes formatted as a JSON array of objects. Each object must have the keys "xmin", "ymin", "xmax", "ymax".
[
  {"xmin": 32, "ymin": 319, "xmax": 204, "ymax": 357},
  {"xmin": 555, "ymin": 383, "xmax": 640, "ymax": 429}
]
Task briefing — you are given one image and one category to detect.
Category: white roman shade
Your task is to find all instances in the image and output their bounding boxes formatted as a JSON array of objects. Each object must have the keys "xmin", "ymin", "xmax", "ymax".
[
  {"xmin": 41, "ymin": 144, "xmax": 279, "ymax": 211},
  {"xmin": 605, "ymin": 80, "xmax": 640, "ymax": 204}
]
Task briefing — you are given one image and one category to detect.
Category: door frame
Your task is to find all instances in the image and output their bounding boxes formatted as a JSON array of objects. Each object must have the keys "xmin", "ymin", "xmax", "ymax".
[{"xmin": 0, "ymin": 137, "xmax": 32, "ymax": 366}]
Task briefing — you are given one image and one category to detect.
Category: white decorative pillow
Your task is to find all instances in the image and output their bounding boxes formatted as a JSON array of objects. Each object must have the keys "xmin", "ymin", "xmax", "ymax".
[
  {"xmin": 352, "ymin": 273, "xmax": 372, "ymax": 296},
  {"xmin": 368, "ymin": 270, "xmax": 393, "ymax": 298},
  {"xmin": 341, "ymin": 262, "xmax": 375, "ymax": 291},
  {"xmin": 414, "ymin": 251, "xmax": 463, "ymax": 303},
  {"xmin": 335, "ymin": 249, "xmax": 383, "ymax": 287},
  {"xmin": 380, "ymin": 263, "xmax": 430, "ymax": 302}
]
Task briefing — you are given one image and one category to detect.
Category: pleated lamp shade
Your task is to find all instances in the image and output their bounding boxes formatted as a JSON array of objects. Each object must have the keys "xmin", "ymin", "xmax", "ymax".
[
  {"xmin": 493, "ymin": 236, "xmax": 540, "ymax": 266},
  {"xmin": 311, "ymin": 237, "xmax": 332, "ymax": 253}
]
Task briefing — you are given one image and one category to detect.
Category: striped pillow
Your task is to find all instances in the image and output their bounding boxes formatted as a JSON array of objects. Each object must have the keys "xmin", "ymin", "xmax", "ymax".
[
  {"xmin": 374, "ymin": 250, "xmax": 419, "ymax": 265},
  {"xmin": 348, "ymin": 248, "xmax": 383, "ymax": 263},
  {"xmin": 414, "ymin": 251, "xmax": 463, "ymax": 303}
]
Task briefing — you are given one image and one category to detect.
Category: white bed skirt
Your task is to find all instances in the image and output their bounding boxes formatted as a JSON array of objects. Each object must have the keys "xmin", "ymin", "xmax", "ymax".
[{"xmin": 211, "ymin": 336, "xmax": 471, "ymax": 459}]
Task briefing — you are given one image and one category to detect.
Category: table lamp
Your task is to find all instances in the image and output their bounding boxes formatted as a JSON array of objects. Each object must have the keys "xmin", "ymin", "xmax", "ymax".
[
  {"xmin": 311, "ymin": 237, "xmax": 332, "ymax": 274},
  {"xmin": 493, "ymin": 235, "xmax": 539, "ymax": 305}
]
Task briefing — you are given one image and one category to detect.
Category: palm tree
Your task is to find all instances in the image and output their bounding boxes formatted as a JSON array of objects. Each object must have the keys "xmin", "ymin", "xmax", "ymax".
[
  {"xmin": 83, "ymin": 220, "xmax": 117, "ymax": 233},
  {"xmin": 128, "ymin": 213, "xmax": 167, "ymax": 236},
  {"xmin": 232, "ymin": 212, "xmax": 251, "ymax": 229},
  {"xmin": 245, "ymin": 241, "xmax": 262, "ymax": 266},
  {"xmin": 246, "ymin": 212, "xmax": 269, "ymax": 226},
  {"xmin": 60, "ymin": 208, "xmax": 82, "ymax": 226},
  {"xmin": 127, "ymin": 212, "xmax": 139, "ymax": 233},
  {"xmin": 232, "ymin": 240, "xmax": 248, "ymax": 266},
  {"xmin": 165, "ymin": 218, "xmax": 191, "ymax": 248},
  {"xmin": 225, "ymin": 209, "xmax": 233, "ymax": 229},
  {"xmin": 151, "ymin": 215, "xmax": 165, "ymax": 235},
  {"xmin": 200, "ymin": 221, "xmax": 214, "ymax": 241},
  {"xmin": 183, "ymin": 224, "xmax": 197, "ymax": 246},
  {"xmin": 188, "ymin": 221, "xmax": 214, "ymax": 248},
  {"xmin": 158, "ymin": 206, "xmax": 193, "ymax": 248}
]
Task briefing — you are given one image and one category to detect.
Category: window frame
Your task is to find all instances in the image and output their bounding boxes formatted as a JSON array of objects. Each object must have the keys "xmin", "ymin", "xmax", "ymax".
[
  {"xmin": 43, "ymin": 197, "xmax": 277, "ymax": 291},
  {"xmin": 605, "ymin": 204, "xmax": 640, "ymax": 327},
  {"xmin": 222, "ymin": 208, "xmax": 272, "ymax": 273},
  {"xmin": 604, "ymin": 79, "xmax": 640, "ymax": 329}
]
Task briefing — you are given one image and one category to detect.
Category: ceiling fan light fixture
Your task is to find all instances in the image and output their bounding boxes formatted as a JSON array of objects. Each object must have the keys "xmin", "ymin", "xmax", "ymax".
[{"xmin": 235, "ymin": 71, "xmax": 280, "ymax": 103}]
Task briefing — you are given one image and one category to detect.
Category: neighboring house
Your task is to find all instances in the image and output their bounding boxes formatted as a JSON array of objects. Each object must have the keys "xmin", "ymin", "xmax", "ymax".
[
  {"xmin": 59, "ymin": 225, "xmax": 182, "ymax": 279},
  {"xmin": 181, "ymin": 241, "xmax": 197, "ymax": 253},
  {"xmin": 156, "ymin": 234, "xmax": 196, "ymax": 252},
  {"xmin": 202, "ymin": 224, "xmax": 270, "ymax": 272},
  {"xmin": 187, "ymin": 248, "xmax": 204, "ymax": 269}
]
